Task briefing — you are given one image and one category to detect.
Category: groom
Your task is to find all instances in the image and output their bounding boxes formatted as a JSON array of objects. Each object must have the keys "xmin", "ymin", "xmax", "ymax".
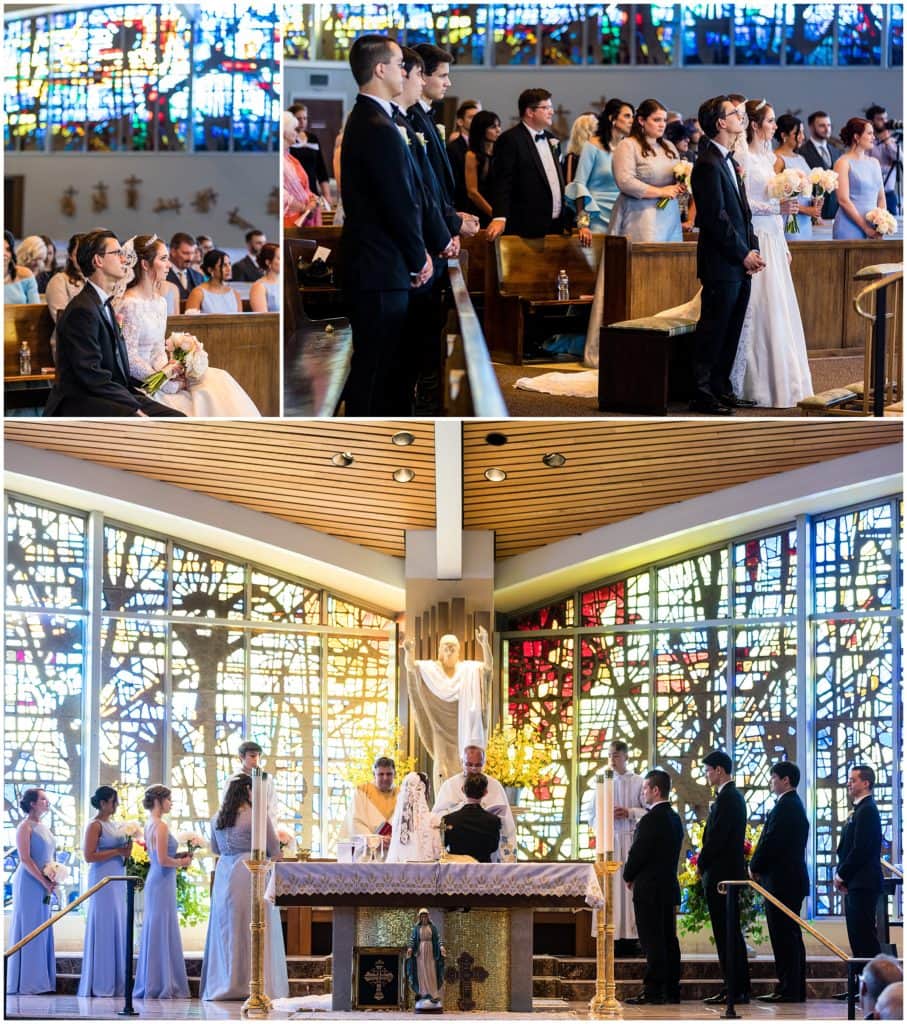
[
  {"xmin": 689, "ymin": 96, "xmax": 765, "ymax": 415},
  {"xmin": 45, "ymin": 229, "xmax": 185, "ymax": 417}
]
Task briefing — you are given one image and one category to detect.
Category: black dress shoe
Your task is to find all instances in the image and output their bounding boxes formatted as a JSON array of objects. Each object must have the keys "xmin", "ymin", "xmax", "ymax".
[
  {"xmin": 625, "ymin": 992, "xmax": 666, "ymax": 1005},
  {"xmin": 689, "ymin": 398, "xmax": 734, "ymax": 415},
  {"xmin": 720, "ymin": 393, "xmax": 758, "ymax": 408}
]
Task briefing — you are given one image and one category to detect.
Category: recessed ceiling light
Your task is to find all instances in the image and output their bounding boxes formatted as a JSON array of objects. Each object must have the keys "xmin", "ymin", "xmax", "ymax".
[
  {"xmin": 393, "ymin": 467, "xmax": 415, "ymax": 483},
  {"xmin": 331, "ymin": 452, "xmax": 354, "ymax": 467},
  {"xmin": 484, "ymin": 468, "xmax": 507, "ymax": 482},
  {"xmin": 391, "ymin": 431, "xmax": 415, "ymax": 446},
  {"xmin": 542, "ymin": 452, "xmax": 567, "ymax": 468},
  {"xmin": 485, "ymin": 432, "xmax": 509, "ymax": 446}
]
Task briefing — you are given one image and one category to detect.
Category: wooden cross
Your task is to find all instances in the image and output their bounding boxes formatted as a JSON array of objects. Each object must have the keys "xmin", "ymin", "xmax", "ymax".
[
  {"xmin": 364, "ymin": 958, "xmax": 394, "ymax": 1002},
  {"xmin": 444, "ymin": 951, "xmax": 488, "ymax": 1011},
  {"xmin": 92, "ymin": 181, "xmax": 108, "ymax": 213},
  {"xmin": 60, "ymin": 187, "xmax": 77, "ymax": 217},
  {"xmin": 124, "ymin": 175, "xmax": 142, "ymax": 209},
  {"xmin": 191, "ymin": 187, "xmax": 218, "ymax": 213},
  {"xmin": 590, "ymin": 95, "xmax": 608, "ymax": 114}
]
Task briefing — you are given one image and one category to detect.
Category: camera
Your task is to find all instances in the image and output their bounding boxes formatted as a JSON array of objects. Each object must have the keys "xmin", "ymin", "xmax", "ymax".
[{"xmin": 885, "ymin": 119, "xmax": 903, "ymax": 131}]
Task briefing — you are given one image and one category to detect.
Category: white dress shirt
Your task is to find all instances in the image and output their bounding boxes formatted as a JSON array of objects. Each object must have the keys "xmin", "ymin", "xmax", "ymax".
[{"xmin": 522, "ymin": 121, "xmax": 562, "ymax": 219}]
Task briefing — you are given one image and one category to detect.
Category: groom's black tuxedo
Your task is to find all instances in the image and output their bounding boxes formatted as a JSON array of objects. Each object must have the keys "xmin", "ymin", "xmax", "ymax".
[
  {"xmin": 491, "ymin": 123, "xmax": 566, "ymax": 238},
  {"xmin": 690, "ymin": 139, "xmax": 759, "ymax": 408},
  {"xmin": 44, "ymin": 284, "xmax": 185, "ymax": 417}
]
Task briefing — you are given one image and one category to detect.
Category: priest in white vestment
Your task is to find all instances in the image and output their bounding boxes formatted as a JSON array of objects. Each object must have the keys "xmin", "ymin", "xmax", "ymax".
[
  {"xmin": 432, "ymin": 745, "xmax": 517, "ymax": 862},
  {"xmin": 343, "ymin": 756, "xmax": 399, "ymax": 849},
  {"xmin": 584, "ymin": 741, "xmax": 648, "ymax": 946}
]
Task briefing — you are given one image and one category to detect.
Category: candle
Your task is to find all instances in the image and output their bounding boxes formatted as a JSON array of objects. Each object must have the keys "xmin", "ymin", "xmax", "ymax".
[
  {"xmin": 603, "ymin": 770, "xmax": 615, "ymax": 854},
  {"xmin": 595, "ymin": 774, "xmax": 605, "ymax": 855},
  {"xmin": 251, "ymin": 767, "xmax": 265, "ymax": 857}
]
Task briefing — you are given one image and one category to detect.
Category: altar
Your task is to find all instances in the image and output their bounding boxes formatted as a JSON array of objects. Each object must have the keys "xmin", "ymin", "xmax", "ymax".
[{"xmin": 267, "ymin": 862, "xmax": 604, "ymax": 1012}]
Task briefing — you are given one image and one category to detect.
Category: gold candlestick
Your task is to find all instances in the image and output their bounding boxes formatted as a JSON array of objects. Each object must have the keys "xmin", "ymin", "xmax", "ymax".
[
  {"xmin": 590, "ymin": 767, "xmax": 622, "ymax": 1019},
  {"xmin": 241, "ymin": 853, "xmax": 272, "ymax": 1018}
]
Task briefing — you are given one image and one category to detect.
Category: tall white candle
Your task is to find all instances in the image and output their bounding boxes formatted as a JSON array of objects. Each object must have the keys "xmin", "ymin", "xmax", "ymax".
[
  {"xmin": 595, "ymin": 774, "xmax": 605, "ymax": 855},
  {"xmin": 603, "ymin": 770, "xmax": 615, "ymax": 854},
  {"xmin": 251, "ymin": 767, "xmax": 264, "ymax": 857}
]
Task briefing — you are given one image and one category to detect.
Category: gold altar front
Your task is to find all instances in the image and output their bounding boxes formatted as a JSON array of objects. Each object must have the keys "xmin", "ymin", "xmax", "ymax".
[{"xmin": 356, "ymin": 907, "xmax": 511, "ymax": 1012}]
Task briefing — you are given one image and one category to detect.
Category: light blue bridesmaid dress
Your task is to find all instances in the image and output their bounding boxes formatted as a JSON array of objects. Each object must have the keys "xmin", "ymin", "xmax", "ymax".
[
  {"xmin": 565, "ymin": 142, "xmax": 619, "ymax": 233},
  {"xmin": 78, "ymin": 819, "xmax": 129, "ymax": 996},
  {"xmin": 833, "ymin": 157, "xmax": 885, "ymax": 238},
  {"xmin": 133, "ymin": 824, "xmax": 189, "ymax": 998},
  {"xmin": 264, "ymin": 282, "xmax": 279, "ymax": 312},
  {"xmin": 6, "ymin": 821, "xmax": 56, "ymax": 994},
  {"xmin": 200, "ymin": 808, "xmax": 289, "ymax": 1000},
  {"xmin": 781, "ymin": 152, "xmax": 815, "ymax": 239}
]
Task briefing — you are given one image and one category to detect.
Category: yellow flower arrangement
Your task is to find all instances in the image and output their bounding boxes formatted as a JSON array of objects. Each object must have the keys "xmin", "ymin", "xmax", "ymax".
[
  {"xmin": 338, "ymin": 718, "xmax": 417, "ymax": 787},
  {"xmin": 483, "ymin": 723, "xmax": 558, "ymax": 790}
]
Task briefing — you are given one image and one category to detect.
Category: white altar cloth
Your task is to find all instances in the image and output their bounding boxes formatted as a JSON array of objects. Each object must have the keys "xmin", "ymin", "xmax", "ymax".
[{"xmin": 265, "ymin": 861, "xmax": 604, "ymax": 908}]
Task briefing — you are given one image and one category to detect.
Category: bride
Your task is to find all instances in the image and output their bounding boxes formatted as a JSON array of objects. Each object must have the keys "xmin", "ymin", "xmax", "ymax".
[
  {"xmin": 385, "ymin": 772, "xmax": 441, "ymax": 864},
  {"xmin": 730, "ymin": 99, "xmax": 813, "ymax": 408},
  {"xmin": 116, "ymin": 235, "xmax": 260, "ymax": 417}
]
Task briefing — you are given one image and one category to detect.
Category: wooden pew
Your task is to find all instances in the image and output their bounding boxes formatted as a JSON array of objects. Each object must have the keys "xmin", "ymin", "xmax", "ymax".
[
  {"xmin": 5, "ymin": 303, "xmax": 55, "ymax": 410},
  {"xmin": 286, "ymin": 226, "xmax": 345, "ymax": 320},
  {"xmin": 485, "ymin": 234, "xmax": 603, "ymax": 363}
]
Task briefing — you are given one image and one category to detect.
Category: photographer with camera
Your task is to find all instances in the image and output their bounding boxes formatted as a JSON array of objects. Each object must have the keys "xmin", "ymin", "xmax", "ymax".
[{"xmin": 866, "ymin": 104, "xmax": 902, "ymax": 215}]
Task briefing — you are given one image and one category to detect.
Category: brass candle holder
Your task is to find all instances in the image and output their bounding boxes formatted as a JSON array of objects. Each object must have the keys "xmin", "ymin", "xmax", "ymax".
[
  {"xmin": 241, "ymin": 852, "xmax": 272, "ymax": 1018},
  {"xmin": 590, "ymin": 768, "xmax": 622, "ymax": 1020}
]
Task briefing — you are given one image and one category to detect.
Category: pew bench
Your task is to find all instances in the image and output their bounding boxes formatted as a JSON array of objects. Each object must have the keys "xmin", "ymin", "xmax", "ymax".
[{"xmin": 5, "ymin": 303, "xmax": 55, "ymax": 410}]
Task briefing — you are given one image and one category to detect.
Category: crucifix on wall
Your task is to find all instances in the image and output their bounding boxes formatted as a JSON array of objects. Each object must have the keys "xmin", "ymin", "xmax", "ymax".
[{"xmin": 444, "ymin": 951, "xmax": 488, "ymax": 1011}]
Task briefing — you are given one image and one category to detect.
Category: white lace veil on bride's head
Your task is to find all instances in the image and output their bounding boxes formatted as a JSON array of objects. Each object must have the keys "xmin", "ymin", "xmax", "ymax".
[{"xmin": 385, "ymin": 771, "xmax": 440, "ymax": 863}]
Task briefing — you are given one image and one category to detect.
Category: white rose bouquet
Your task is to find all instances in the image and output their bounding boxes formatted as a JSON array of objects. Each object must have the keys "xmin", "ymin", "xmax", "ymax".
[
  {"xmin": 117, "ymin": 819, "xmax": 143, "ymax": 840},
  {"xmin": 143, "ymin": 333, "xmax": 206, "ymax": 394},
  {"xmin": 276, "ymin": 826, "xmax": 297, "ymax": 857},
  {"xmin": 657, "ymin": 160, "xmax": 693, "ymax": 209},
  {"xmin": 866, "ymin": 207, "xmax": 897, "ymax": 236},
  {"xmin": 176, "ymin": 830, "xmax": 207, "ymax": 856},
  {"xmin": 767, "ymin": 168, "xmax": 810, "ymax": 233},
  {"xmin": 42, "ymin": 860, "xmax": 70, "ymax": 904},
  {"xmin": 808, "ymin": 167, "xmax": 839, "ymax": 201}
]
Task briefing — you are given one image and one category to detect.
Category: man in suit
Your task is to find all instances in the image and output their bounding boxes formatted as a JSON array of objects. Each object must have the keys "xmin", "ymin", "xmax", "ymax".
[
  {"xmin": 45, "ymin": 230, "xmax": 185, "ymax": 417},
  {"xmin": 749, "ymin": 761, "xmax": 810, "ymax": 1003},
  {"xmin": 622, "ymin": 769, "xmax": 685, "ymax": 1005},
  {"xmin": 340, "ymin": 34, "xmax": 433, "ymax": 415},
  {"xmin": 167, "ymin": 231, "xmax": 204, "ymax": 300},
  {"xmin": 442, "ymin": 773, "xmax": 502, "ymax": 863},
  {"xmin": 486, "ymin": 88, "xmax": 566, "ymax": 241},
  {"xmin": 799, "ymin": 111, "xmax": 844, "ymax": 220},
  {"xmin": 697, "ymin": 750, "xmax": 751, "ymax": 1004},
  {"xmin": 835, "ymin": 764, "xmax": 884, "ymax": 957},
  {"xmin": 689, "ymin": 95, "xmax": 765, "ymax": 416},
  {"xmin": 231, "ymin": 229, "xmax": 266, "ymax": 282}
]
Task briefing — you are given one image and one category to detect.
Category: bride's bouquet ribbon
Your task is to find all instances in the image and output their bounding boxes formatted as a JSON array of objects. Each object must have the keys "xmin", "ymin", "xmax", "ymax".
[
  {"xmin": 143, "ymin": 332, "xmax": 207, "ymax": 394},
  {"xmin": 657, "ymin": 159, "xmax": 693, "ymax": 210},
  {"xmin": 768, "ymin": 167, "xmax": 810, "ymax": 234}
]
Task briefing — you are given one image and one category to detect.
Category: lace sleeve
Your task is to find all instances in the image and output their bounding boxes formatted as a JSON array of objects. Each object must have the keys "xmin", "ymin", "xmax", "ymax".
[
  {"xmin": 612, "ymin": 139, "xmax": 656, "ymax": 199},
  {"xmin": 117, "ymin": 300, "xmax": 165, "ymax": 380},
  {"xmin": 743, "ymin": 152, "xmax": 782, "ymax": 216}
]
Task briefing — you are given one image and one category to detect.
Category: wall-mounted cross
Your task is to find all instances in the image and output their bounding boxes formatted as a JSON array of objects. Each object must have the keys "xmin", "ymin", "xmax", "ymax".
[
  {"xmin": 444, "ymin": 951, "xmax": 488, "ymax": 1011},
  {"xmin": 364, "ymin": 959, "xmax": 394, "ymax": 1002}
]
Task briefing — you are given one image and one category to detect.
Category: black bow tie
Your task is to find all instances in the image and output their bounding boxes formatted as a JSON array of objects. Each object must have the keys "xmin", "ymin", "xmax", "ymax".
[
  {"xmin": 725, "ymin": 151, "xmax": 736, "ymax": 162},
  {"xmin": 535, "ymin": 132, "xmax": 547, "ymax": 143},
  {"xmin": 391, "ymin": 103, "xmax": 401, "ymax": 118}
]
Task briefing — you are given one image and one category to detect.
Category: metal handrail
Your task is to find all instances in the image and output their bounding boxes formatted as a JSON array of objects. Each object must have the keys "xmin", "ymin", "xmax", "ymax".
[
  {"xmin": 852, "ymin": 268, "xmax": 902, "ymax": 415},
  {"xmin": 881, "ymin": 858, "xmax": 904, "ymax": 879},
  {"xmin": 4, "ymin": 874, "xmax": 139, "ymax": 1019},
  {"xmin": 853, "ymin": 269, "xmax": 903, "ymax": 319}
]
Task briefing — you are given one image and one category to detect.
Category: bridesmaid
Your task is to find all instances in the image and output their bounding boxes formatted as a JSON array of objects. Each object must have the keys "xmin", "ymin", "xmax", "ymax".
[
  {"xmin": 200, "ymin": 775, "xmax": 289, "ymax": 1000},
  {"xmin": 6, "ymin": 788, "xmax": 56, "ymax": 994},
  {"xmin": 568, "ymin": 98, "xmax": 635, "ymax": 241},
  {"xmin": 248, "ymin": 244, "xmax": 280, "ymax": 313},
  {"xmin": 134, "ymin": 785, "xmax": 192, "ymax": 999},
  {"xmin": 833, "ymin": 117, "xmax": 886, "ymax": 239},
  {"xmin": 774, "ymin": 114, "xmax": 825, "ymax": 239},
  {"xmin": 184, "ymin": 250, "xmax": 242, "ymax": 313},
  {"xmin": 78, "ymin": 786, "xmax": 133, "ymax": 997}
]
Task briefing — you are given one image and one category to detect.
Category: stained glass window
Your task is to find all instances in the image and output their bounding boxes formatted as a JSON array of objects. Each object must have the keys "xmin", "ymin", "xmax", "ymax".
[
  {"xmin": 104, "ymin": 526, "xmax": 168, "ymax": 612},
  {"xmin": 682, "ymin": 3, "xmax": 733, "ymax": 64},
  {"xmin": 891, "ymin": 4, "xmax": 904, "ymax": 65},
  {"xmin": 6, "ymin": 497, "xmax": 87, "ymax": 610},
  {"xmin": 836, "ymin": 3, "xmax": 884, "ymax": 64},
  {"xmin": 733, "ymin": 530, "xmax": 797, "ymax": 618},
  {"xmin": 656, "ymin": 549, "xmax": 728, "ymax": 622},
  {"xmin": 541, "ymin": 4, "xmax": 588, "ymax": 64},
  {"xmin": 581, "ymin": 574, "xmax": 649, "ymax": 627},
  {"xmin": 284, "ymin": 5, "xmax": 315, "ymax": 60},
  {"xmin": 433, "ymin": 5, "xmax": 490, "ymax": 65},
  {"xmin": 493, "ymin": 4, "xmax": 543, "ymax": 64},
  {"xmin": 507, "ymin": 595, "xmax": 575, "ymax": 631},
  {"xmin": 815, "ymin": 503, "xmax": 894, "ymax": 614},
  {"xmin": 635, "ymin": 4, "xmax": 677, "ymax": 64},
  {"xmin": 3, "ymin": 14, "xmax": 51, "ymax": 150},
  {"xmin": 784, "ymin": 3, "xmax": 835, "ymax": 64},
  {"xmin": 734, "ymin": 3, "xmax": 785, "ymax": 63}
]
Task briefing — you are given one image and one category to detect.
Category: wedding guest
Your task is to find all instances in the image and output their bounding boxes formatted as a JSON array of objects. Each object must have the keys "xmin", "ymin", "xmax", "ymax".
[
  {"xmin": 683, "ymin": 117, "xmax": 703, "ymax": 159},
  {"xmin": 201, "ymin": 775, "xmax": 288, "ymax": 1001},
  {"xmin": 283, "ymin": 111, "xmax": 321, "ymax": 228},
  {"xmin": 4, "ymin": 231, "xmax": 39, "ymax": 304},
  {"xmin": 249, "ymin": 243, "xmax": 280, "ymax": 312},
  {"xmin": 37, "ymin": 235, "xmax": 58, "ymax": 292},
  {"xmin": 569, "ymin": 98, "xmax": 634, "ymax": 242},
  {"xmin": 289, "ymin": 102, "xmax": 334, "ymax": 207},
  {"xmin": 799, "ymin": 111, "xmax": 843, "ymax": 219},
  {"xmin": 231, "ymin": 229, "xmax": 267, "ymax": 283},
  {"xmin": 866, "ymin": 105, "xmax": 901, "ymax": 214},
  {"xmin": 449, "ymin": 99, "xmax": 481, "ymax": 210},
  {"xmin": 196, "ymin": 234, "xmax": 215, "ymax": 255},
  {"xmin": 774, "ymin": 114, "xmax": 825, "ymax": 239},
  {"xmin": 185, "ymin": 249, "xmax": 242, "ymax": 313},
  {"xmin": 563, "ymin": 112, "xmax": 599, "ymax": 186},
  {"xmin": 45, "ymin": 233, "xmax": 84, "ymax": 360},
  {"xmin": 833, "ymin": 118, "xmax": 886, "ymax": 239},
  {"xmin": 166, "ymin": 232, "xmax": 204, "ymax": 301},
  {"xmin": 609, "ymin": 98, "xmax": 684, "ymax": 242},
  {"xmin": 16, "ymin": 235, "xmax": 48, "ymax": 288},
  {"xmin": 78, "ymin": 786, "xmax": 133, "ymax": 997},
  {"xmin": 134, "ymin": 784, "xmax": 192, "ymax": 999},
  {"xmin": 6, "ymin": 788, "xmax": 56, "ymax": 995},
  {"xmin": 464, "ymin": 110, "xmax": 501, "ymax": 226},
  {"xmin": 448, "ymin": 99, "xmax": 480, "ymax": 145}
]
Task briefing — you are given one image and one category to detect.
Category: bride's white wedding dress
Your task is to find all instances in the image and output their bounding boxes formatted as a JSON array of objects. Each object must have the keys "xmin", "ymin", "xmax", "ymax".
[
  {"xmin": 118, "ymin": 295, "xmax": 260, "ymax": 417},
  {"xmin": 730, "ymin": 146, "xmax": 813, "ymax": 408}
]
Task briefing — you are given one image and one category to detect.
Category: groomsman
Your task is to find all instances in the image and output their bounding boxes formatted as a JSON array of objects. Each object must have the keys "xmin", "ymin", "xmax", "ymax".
[
  {"xmin": 749, "ymin": 761, "xmax": 809, "ymax": 1002},
  {"xmin": 799, "ymin": 111, "xmax": 843, "ymax": 220},
  {"xmin": 340, "ymin": 35, "xmax": 433, "ymax": 415},
  {"xmin": 835, "ymin": 764, "xmax": 883, "ymax": 957},
  {"xmin": 486, "ymin": 88, "xmax": 566, "ymax": 241},
  {"xmin": 622, "ymin": 769, "xmax": 685, "ymax": 1005},
  {"xmin": 689, "ymin": 95, "xmax": 765, "ymax": 415},
  {"xmin": 698, "ymin": 750, "xmax": 751, "ymax": 1004}
]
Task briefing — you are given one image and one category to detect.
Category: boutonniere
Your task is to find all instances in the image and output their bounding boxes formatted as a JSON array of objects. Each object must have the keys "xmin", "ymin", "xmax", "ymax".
[
  {"xmin": 115, "ymin": 311, "xmax": 125, "ymax": 328},
  {"xmin": 397, "ymin": 124, "xmax": 411, "ymax": 147},
  {"xmin": 415, "ymin": 131, "xmax": 427, "ymax": 148},
  {"xmin": 549, "ymin": 137, "xmax": 559, "ymax": 151},
  {"xmin": 436, "ymin": 124, "xmax": 446, "ymax": 142},
  {"xmin": 734, "ymin": 160, "xmax": 745, "ymax": 180}
]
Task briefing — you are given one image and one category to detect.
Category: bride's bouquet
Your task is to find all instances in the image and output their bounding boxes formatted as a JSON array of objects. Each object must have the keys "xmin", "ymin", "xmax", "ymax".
[
  {"xmin": 866, "ymin": 207, "xmax": 897, "ymax": 236},
  {"xmin": 767, "ymin": 168, "xmax": 810, "ymax": 233},
  {"xmin": 808, "ymin": 167, "xmax": 839, "ymax": 204},
  {"xmin": 657, "ymin": 160, "xmax": 693, "ymax": 209},
  {"xmin": 143, "ymin": 332, "xmax": 208, "ymax": 394}
]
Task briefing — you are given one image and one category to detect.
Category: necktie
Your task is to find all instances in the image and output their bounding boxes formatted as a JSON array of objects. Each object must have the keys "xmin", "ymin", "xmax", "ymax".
[
  {"xmin": 535, "ymin": 132, "xmax": 546, "ymax": 143},
  {"xmin": 179, "ymin": 269, "xmax": 188, "ymax": 290}
]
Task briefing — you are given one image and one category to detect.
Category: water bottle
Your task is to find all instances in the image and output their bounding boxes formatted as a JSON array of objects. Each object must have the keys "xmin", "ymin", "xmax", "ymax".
[
  {"xmin": 18, "ymin": 339, "xmax": 32, "ymax": 375},
  {"xmin": 556, "ymin": 268, "xmax": 570, "ymax": 301}
]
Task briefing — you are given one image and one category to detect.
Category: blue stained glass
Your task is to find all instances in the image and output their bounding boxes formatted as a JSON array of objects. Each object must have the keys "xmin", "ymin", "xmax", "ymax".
[
  {"xmin": 636, "ymin": 4, "xmax": 677, "ymax": 64},
  {"xmin": 837, "ymin": 3, "xmax": 884, "ymax": 64},
  {"xmin": 734, "ymin": 4, "xmax": 785, "ymax": 63},
  {"xmin": 493, "ymin": 4, "xmax": 542, "ymax": 65},
  {"xmin": 784, "ymin": 3, "xmax": 835, "ymax": 65},
  {"xmin": 683, "ymin": 3, "xmax": 733, "ymax": 64},
  {"xmin": 889, "ymin": 3, "xmax": 903, "ymax": 65}
]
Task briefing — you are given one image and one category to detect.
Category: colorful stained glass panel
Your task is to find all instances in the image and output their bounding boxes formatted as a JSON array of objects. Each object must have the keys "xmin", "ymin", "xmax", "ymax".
[
  {"xmin": 682, "ymin": 3, "xmax": 733, "ymax": 64},
  {"xmin": 734, "ymin": 4, "xmax": 785, "ymax": 63}
]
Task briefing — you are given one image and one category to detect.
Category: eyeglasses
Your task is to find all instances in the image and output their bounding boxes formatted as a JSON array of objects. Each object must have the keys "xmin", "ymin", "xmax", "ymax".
[
  {"xmin": 723, "ymin": 107, "xmax": 746, "ymax": 121},
  {"xmin": 532, "ymin": 103, "xmax": 554, "ymax": 111},
  {"xmin": 103, "ymin": 248, "xmax": 126, "ymax": 258}
]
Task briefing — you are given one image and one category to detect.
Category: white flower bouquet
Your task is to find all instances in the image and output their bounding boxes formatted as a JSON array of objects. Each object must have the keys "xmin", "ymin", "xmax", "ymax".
[
  {"xmin": 866, "ymin": 207, "xmax": 897, "ymax": 236},
  {"xmin": 117, "ymin": 819, "xmax": 143, "ymax": 840},
  {"xmin": 277, "ymin": 826, "xmax": 298, "ymax": 857},
  {"xmin": 42, "ymin": 860, "xmax": 70, "ymax": 904},
  {"xmin": 657, "ymin": 160, "xmax": 693, "ymax": 209},
  {"xmin": 176, "ymin": 830, "xmax": 207, "ymax": 855},
  {"xmin": 808, "ymin": 167, "xmax": 839, "ymax": 201},
  {"xmin": 768, "ymin": 168, "xmax": 810, "ymax": 233},
  {"xmin": 143, "ymin": 333, "xmax": 206, "ymax": 394}
]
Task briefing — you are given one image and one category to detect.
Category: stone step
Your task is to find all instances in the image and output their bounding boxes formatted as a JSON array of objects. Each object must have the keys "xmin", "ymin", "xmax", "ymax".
[
  {"xmin": 544, "ymin": 955, "xmax": 850, "ymax": 982},
  {"xmin": 557, "ymin": 977, "xmax": 850, "ymax": 1002}
]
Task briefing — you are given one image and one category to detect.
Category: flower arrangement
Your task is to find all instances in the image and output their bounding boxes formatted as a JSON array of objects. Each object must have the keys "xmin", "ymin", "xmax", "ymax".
[
  {"xmin": 678, "ymin": 820, "xmax": 766, "ymax": 944},
  {"xmin": 767, "ymin": 168, "xmax": 810, "ymax": 233},
  {"xmin": 657, "ymin": 160, "xmax": 693, "ymax": 209},
  {"xmin": 277, "ymin": 826, "xmax": 298, "ymax": 857},
  {"xmin": 483, "ymin": 723, "xmax": 558, "ymax": 790},
  {"xmin": 42, "ymin": 860, "xmax": 70, "ymax": 905},
  {"xmin": 808, "ymin": 167, "xmax": 839, "ymax": 202},
  {"xmin": 143, "ymin": 332, "xmax": 207, "ymax": 394},
  {"xmin": 123, "ymin": 835, "xmax": 150, "ymax": 889},
  {"xmin": 338, "ymin": 718, "xmax": 417, "ymax": 787},
  {"xmin": 176, "ymin": 830, "xmax": 207, "ymax": 856},
  {"xmin": 866, "ymin": 207, "xmax": 897, "ymax": 235}
]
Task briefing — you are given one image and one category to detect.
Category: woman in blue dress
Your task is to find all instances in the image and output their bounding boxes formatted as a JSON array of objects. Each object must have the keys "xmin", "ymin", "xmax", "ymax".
[
  {"xmin": 78, "ymin": 786, "xmax": 133, "ymax": 997},
  {"xmin": 134, "ymin": 785, "xmax": 193, "ymax": 999},
  {"xmin": 608, "ymin": 98, "xmax": 685, "ymax": 243},
  {"xmin": 185, "ymin": 250, "xmax": 242, "ymax": 313},
  {"xmin": 200, "ymin": 775, "xmax": 289, "ymax": 1001},
  {"xmin": 249, "ymin": 244, "xmax": 280, "ymax": 313},
  {"xmin": 6, "ymin": 788, "xmax": 57, "ymax": 994},
  {"xmin": 4, "ymin": 231, "xmax": 39, "ymax": 305},
  {"xmin": 567, "ymin": 98, "xmax": 635, "ymax": 240},
  {"xmin": 773, "ymin": 114, "xmax": 826, "ymax": 240},
  {"xmin": 833, "ymin": 117, "xmax": 887, "ymax": 239}
]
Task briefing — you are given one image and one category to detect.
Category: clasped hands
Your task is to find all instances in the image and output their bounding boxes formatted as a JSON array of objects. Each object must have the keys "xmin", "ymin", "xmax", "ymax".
[{"xmin": 743, "ymin": 249, "xmax": 766, "ymax": 275}]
